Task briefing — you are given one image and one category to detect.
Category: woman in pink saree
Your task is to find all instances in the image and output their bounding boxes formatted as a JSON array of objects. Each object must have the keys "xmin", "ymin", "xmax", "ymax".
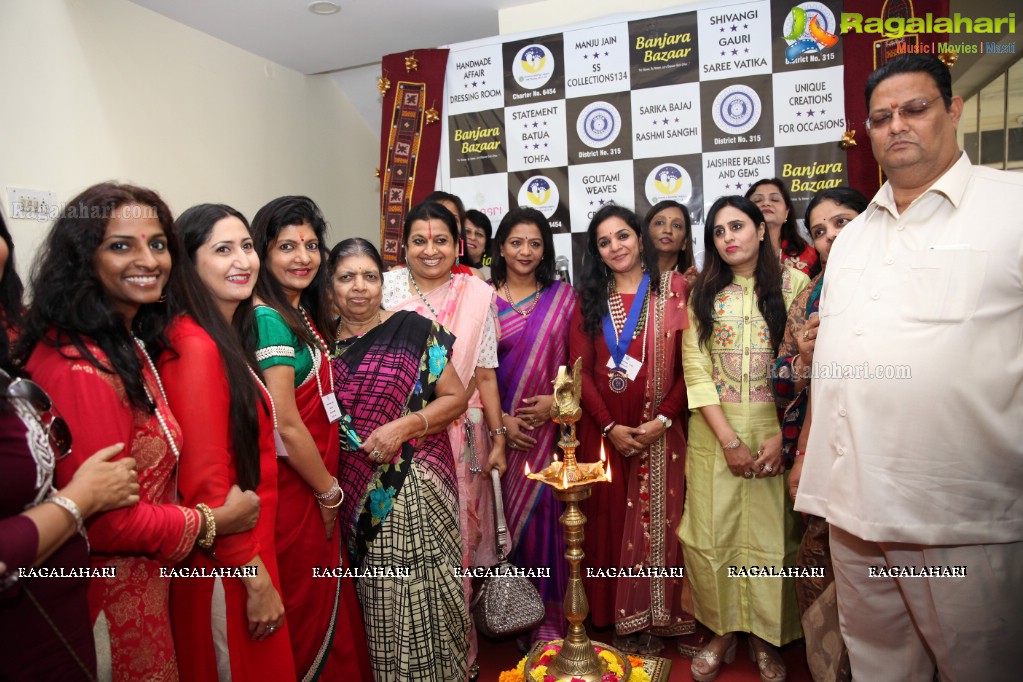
[{"xmin": 382, "ymin": 201, "xmax": 507, "ymax": 681}]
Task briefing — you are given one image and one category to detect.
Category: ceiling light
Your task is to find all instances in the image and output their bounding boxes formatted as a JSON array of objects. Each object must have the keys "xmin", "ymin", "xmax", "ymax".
[{"xmin": 308, "ymin": 1, "xmax": 340, "ymax": 15}]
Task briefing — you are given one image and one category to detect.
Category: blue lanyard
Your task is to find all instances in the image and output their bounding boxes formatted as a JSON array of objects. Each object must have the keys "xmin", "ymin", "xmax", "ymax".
[{"xmin": 601, "ymin": 272, "xmax": 649, "ymax": 369}]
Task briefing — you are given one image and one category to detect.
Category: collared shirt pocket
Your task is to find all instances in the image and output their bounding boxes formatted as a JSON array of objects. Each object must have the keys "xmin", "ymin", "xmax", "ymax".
[
  {"xmin": 903, "ymin": 248, "xmax": 987, "ymax": 322},
  {"xmin": 820, "ymin": 263, "xmax": 866, "ymax": 318}
]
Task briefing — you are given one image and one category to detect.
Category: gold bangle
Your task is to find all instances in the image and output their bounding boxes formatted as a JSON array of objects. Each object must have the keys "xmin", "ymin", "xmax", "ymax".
[
  {"xmin": 195, "ymin": 503, "xmax": 217, "ymax": 550},
  {"xmin": 413, "ymin": 411, "xmax": 429, "ymax": 438}
]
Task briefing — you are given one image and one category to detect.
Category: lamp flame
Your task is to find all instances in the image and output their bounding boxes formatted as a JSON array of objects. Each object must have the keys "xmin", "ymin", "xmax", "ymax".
[
  {"xmin": 524, "ymin": 461, "xmax": 531, "ymax": 476},
  {"xmin": 607, "ymin": 461, "xmax": 612, "ymax": 483},
  {"xmin": 600, "ymin": 442, "xmax": 606, "ymax": 463}
]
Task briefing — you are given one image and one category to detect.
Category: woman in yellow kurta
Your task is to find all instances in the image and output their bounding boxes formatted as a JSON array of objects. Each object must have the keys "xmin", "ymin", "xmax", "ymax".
[{"xmin": 679, "ymin": 196, "xmax": 808, "ymax": 682}]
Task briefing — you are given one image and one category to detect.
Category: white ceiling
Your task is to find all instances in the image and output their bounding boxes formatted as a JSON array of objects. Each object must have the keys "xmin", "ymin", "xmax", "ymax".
[{"xmin": 129, "ymin": 0, "xmax": 534, "ymax": 75}]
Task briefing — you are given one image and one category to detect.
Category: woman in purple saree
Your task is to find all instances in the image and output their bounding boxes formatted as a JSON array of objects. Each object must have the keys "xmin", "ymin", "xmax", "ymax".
[{"xmin": 492, "ymin": 208, "xmax": 577, "ymax": 646}]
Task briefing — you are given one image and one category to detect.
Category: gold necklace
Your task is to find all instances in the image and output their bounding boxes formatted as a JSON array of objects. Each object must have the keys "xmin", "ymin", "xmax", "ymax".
[
  {"xmin": 503, "ymin": 280, "xmax": 542, "ymax": 317},
  {"xmin": 334, "ymin": 313, "xmax": 382, "ymax": 342}
]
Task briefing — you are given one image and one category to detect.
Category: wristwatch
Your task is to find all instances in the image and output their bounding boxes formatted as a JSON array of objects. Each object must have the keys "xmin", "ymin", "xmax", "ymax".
[{"xmin": 656, "ymin": 414, "xmax": 672, "ymax": 430}]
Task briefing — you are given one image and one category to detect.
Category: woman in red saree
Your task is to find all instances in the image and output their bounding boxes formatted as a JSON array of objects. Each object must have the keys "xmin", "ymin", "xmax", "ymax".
[
  {"xmin": 491, "ymin": 207, "xmax": 576, "ymax": 647},
  {"xmin": 382, "ymin": 201, "xmax": 507, "ymax": 681},
  {"xmin": 18, "ymin": 183, "xmax": 259, "ymax": 681},
  {"xmin": 250, "ymin": 196, "xmax": 372, "ymax": 682},
  {"xmin": 570, "ymin": 204, "xmax": 700, "ymax": 657},
  {"xmin": 161, "ymin": 204, "xmax": 295, "ymax": 681}
]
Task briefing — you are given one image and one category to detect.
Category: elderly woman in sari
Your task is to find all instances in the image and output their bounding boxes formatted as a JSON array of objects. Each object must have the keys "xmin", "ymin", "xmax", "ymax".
[
  {"xmin": 382, "ymin": 201, "xmax": 506, "ymax": 681},
  {"xmin": 328, "ymin": 238, "xmax": 469, "ymax": 682},
  {"xmin": 774, "ymin": 187, "xmax": 867, "ymax": 682},
  {"xmin": 491, "ymin": 207, "xmax": 576, "ymax": 647}
]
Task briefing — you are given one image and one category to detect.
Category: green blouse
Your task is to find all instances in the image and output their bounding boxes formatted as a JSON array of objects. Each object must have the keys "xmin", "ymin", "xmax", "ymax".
[{"xmin": 253, "ymin": 305, "xmax": 315, "ymax": 388}]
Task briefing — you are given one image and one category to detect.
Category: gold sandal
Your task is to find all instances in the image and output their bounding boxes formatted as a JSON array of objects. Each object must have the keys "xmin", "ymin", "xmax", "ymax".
[
  {"xmin": 748, "ymin": 637, "xmax": 787, "ymax": 682},
  {"xmin": 690, "ymin": 633, "xmax": 737, "ymax": 682}
]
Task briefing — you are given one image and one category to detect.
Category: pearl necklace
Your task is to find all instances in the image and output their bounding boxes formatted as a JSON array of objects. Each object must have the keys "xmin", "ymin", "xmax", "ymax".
[
  {"xmin": 298, "ymin": 307, "xmax": 334, "ymax": 395},
  {"xmin": 246, "ymin": 367, "xmax": 278, "ymax": 430},
  {"xmin": 408, "ymin": 269, "xmax": 451, "ymax": 321},
  {"xmin": 133, "ymin": 337, "xmax": 180, "ymax": 463},
  {"xmin": 503, "ymin": 280, "xmax": 542, "ymax": 318},
  {"xmin": 608, "ymin": 279, "xmax": 648, "ymax": 339}
]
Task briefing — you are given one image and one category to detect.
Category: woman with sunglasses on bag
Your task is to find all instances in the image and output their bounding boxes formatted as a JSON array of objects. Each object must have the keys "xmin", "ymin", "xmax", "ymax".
[
  {"xmin": 0, "ymin": 209, "xmax": 140, "ymax": 682},
  {"xmin": 17, "ymin": 183, "xmax": 260, "ymax": 680}
]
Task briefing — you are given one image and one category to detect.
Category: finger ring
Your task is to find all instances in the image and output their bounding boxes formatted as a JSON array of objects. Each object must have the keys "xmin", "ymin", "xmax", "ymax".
[
  {"xmin": 764, "ymin": 464, "xmax": 774, "ymax": 473},
  {"xmin": 802, "ymin": 329, "xmax": 809, "ymax": 340},
  {"xmin": 758, "ymin": 463, "xmax": 766, "ymax": 471},
  {"xmin": 371, "ymin": 450, "xmax": 381, "ymax": 461},
  {"xmin": 743, "ymin": 471, "xmax": 754, "ymax": 479},
  {"xmin": 267, "ymin": 625, "xmax": 277, "ymax": 633}
]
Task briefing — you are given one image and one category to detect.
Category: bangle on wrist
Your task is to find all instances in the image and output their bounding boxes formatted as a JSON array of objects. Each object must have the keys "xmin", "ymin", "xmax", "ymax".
[
  {"xmin": 489, "ymin": 426, "xmax": 508, "ymax": 437},
  {"xmin": 412, "ymin": 411, "xmax": 429, "ymax": 438},
  {"xmin": 195, "ymin": 503, "xmax": 217, "ymax": 550},
  {"xmin": 319, "ymin": 494, "xmax": 343, "ymax": 509},
  {"xmin": 47, "ymin": 494, "xmax": 87, "ymax": 544},
  {"xmin": 602, "ymin": 421, "xmax": 616, "ymax": 437},
  {"xmin": 315, "ymin": 476, "xmax": 341, "ymax": 501},
  {"xmin": 723, "ymin": 437, "xmax": 741, "ymax": 450},
  {"xmin": 794, "ymin": 449, "xmax": 806, "ymax": 457}
]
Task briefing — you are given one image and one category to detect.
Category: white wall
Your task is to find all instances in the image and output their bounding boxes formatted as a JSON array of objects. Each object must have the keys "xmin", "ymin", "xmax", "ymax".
[
  {"xmin": 0, "ymin": 0, "xmax": 378, "ymax": 283},
  {"xmin": 499, "ymin": 0, "xmax": 701, "ymax": 34}
]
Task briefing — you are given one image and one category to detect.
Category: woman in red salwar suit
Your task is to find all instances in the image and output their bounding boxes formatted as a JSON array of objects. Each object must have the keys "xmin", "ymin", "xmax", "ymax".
[
  {"xmin": 18, "ymin": 183, "xmax": 259, "ymax": 681},
  {"xmin": 161, "ymin": 204, "xmax": 296, "ymax": 681}
]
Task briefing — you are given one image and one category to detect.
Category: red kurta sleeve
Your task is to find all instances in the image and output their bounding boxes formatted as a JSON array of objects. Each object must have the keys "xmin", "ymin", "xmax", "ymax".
[
  {"xmin": 652, "ymin": 273, "xmax": 690, "ymax": 421},
  {"xmin": 569, "ymin": 301, "xmax": 614, "ymax": 431},
  {"xmin": 160, "ymin": 320, "xmax": 259, "ymax": 566},
  {"xmin": 29, "ymin": 344, "xmax": 200, "ymax": 562}
]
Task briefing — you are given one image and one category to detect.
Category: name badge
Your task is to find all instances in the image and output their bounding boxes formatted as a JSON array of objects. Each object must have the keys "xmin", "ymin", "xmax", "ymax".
[
  {"xmin": 273, "ymin": 429, "xmax": 290, "ymax": 458},
  {"xmin": 321, "ymin": 393, "xmax": 343, "ymax": 423},
  {"xmin": 606, "ymin": 354, "xmax": 642, "ymax": 381}
]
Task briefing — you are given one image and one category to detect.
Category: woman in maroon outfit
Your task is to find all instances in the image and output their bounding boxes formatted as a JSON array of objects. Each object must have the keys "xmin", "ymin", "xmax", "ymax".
[{"xmin": 570, "ymin": 205, "xmax": 703, "ymax": 657}]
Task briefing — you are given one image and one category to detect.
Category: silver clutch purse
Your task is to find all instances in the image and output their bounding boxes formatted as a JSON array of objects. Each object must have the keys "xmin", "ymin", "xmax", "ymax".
[{"xmin": 470, "ymin": 469, "xmax": 545, "ymax": 637}]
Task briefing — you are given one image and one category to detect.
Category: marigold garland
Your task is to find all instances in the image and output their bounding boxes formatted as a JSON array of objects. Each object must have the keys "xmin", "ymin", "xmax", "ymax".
[{"xmin": 500, "ymin": 643, "xmax": 651, "ymax": 682}]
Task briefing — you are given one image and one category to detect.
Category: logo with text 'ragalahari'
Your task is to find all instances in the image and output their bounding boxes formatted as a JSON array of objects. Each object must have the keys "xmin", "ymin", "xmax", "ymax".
[
  {"xmin": 645, "ymin": 164, "xmax": 693, "ymax": 206},
  {"xmin": 784, "ymin": 3, "xmax": 839, "ymax": 63},
  {"xmin": 513, "ymin": 45, "xmax": 555, "ymax": 88},
  {"xmin": 712, "ymin": 85, "xmax": 761, "ymax": 135},
  {"xmin": 518, "ymin": 176, "xmax": 560, "ymax": 219},
  {"xmin": 577, "ymin": 101, "xmax": 622, "ymax": 149}
]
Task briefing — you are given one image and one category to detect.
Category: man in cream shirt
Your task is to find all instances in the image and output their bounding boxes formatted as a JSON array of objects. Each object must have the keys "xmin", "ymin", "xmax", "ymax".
[{"xmin": 795, "ymin": 54, "xmax": 1022, "ymax": 681}]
